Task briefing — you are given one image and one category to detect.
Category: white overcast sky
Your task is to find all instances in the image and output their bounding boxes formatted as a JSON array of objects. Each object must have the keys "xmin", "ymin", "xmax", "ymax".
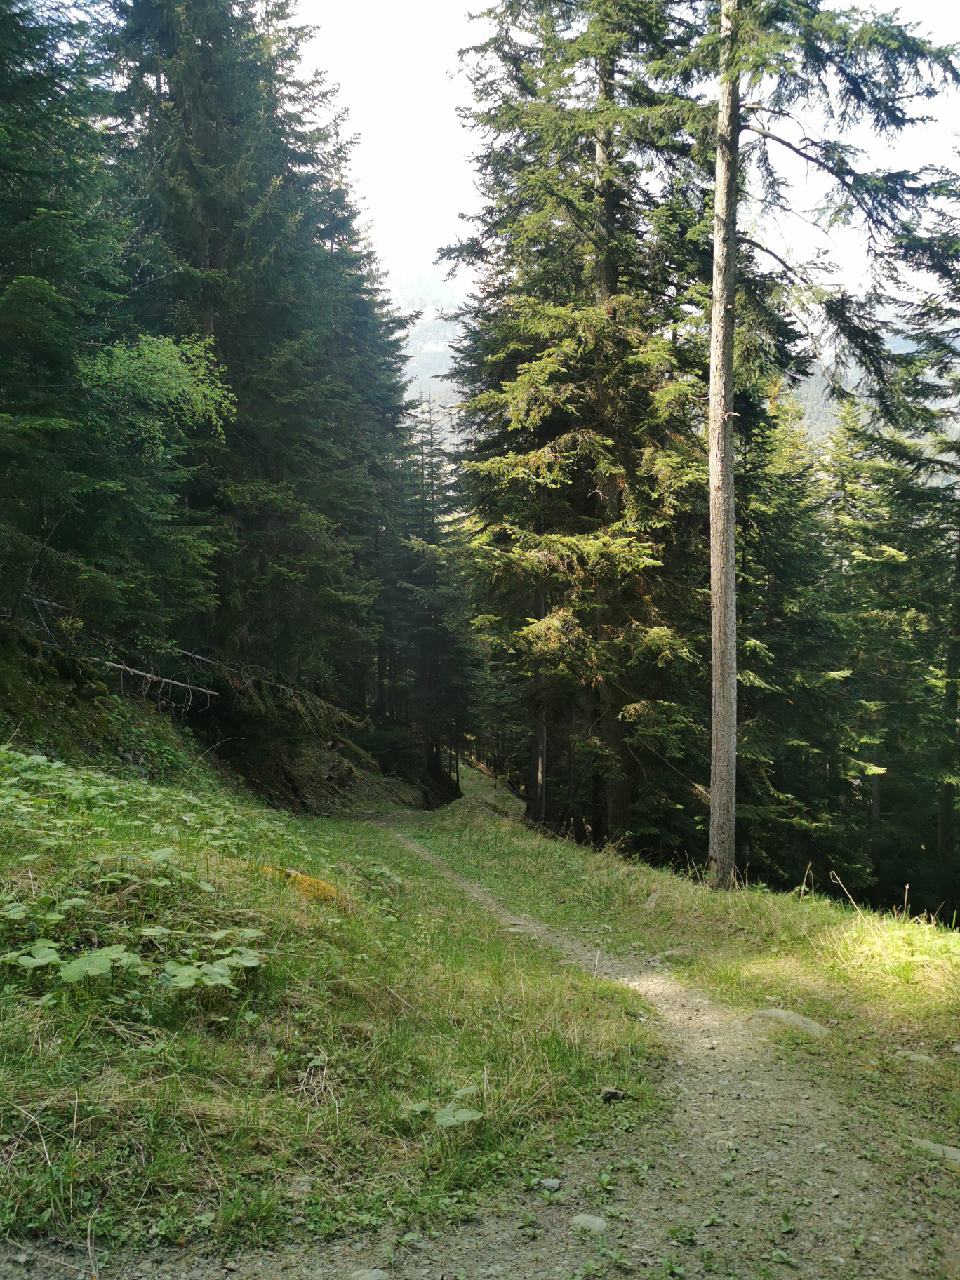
[
  {"xmin": 300, "ymin": 0, "xmax": 960, "ymax": 367},
  {"xmin": 302, "ymin": 1, "xmax": 482, "ymax": 316}
]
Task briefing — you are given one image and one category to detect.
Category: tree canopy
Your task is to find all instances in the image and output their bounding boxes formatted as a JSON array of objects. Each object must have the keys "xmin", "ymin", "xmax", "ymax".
[{"xmin": 1, "ymin": 0, "xmax": 959, "ymax": 911}]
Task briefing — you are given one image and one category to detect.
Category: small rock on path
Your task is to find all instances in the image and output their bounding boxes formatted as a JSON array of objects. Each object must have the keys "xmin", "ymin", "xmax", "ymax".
[
  {"xmin": 911, "ymin": 1137, "xmax": 960, "ymax": 1165},
  {"xmin": 751, "ymin": 1006, "xmax": 829, "ymax": 1037},
  {"xmin": 570, "ymin": 1214, "xmax": 607, "ymax": 1235}
]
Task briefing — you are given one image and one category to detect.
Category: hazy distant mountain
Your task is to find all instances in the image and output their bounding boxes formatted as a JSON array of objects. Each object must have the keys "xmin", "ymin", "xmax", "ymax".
[
  {"xmin": 399, "ymin": 298, "xmax": 460, "ymax": 403},
  {"xmin": 796, "ymin": 367, "xmax": 840, "ymax": 441},
  {"xmin": 401, "ymin": 307, "xmax": 846, "ymax": 437}
]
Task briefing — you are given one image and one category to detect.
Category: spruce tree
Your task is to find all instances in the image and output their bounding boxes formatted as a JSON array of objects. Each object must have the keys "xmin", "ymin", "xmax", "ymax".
[
  {"xmin": 371, "ymin": 399, "xmax": 477, "ymax": 792},
  {"xmin": 113, "ymin": 0, "xmax": 410, "ymax": 701},
  {"xmin": 449, "ymin": 0, "xmax": 709, "ymax": 836},
  {"xmin": 693, "ymin": 0, "xmax": 959, "ymax": 886},
  {"xmin": 0, "ymin": 0, "xmax": 230, "ymax": 642},
  {"xmin": 823, "ymin": 401, "xmax": 960, "ymax": 909}
]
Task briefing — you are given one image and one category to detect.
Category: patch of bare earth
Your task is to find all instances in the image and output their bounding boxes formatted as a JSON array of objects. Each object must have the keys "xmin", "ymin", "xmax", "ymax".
[{"xmin": 4, "ymin": 826, "xmax": 957, "ymax": 1280}]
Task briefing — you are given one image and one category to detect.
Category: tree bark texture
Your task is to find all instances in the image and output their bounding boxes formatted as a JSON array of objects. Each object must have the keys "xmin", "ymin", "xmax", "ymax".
[
  {"xmin": 526, "ymin": 585, "xmax": 548, "ymax": 824},
  {"xmin": 707, "ymin": 0, "xmax": 741, "ymax": 889},
  {"xmin": 938, "ymin": 531, "xmax": 960, "ymax": 871}
]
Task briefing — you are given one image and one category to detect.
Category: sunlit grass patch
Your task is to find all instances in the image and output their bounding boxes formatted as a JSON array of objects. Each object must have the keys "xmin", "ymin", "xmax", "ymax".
[
  {"xmin": 403, "ymin": 772, "xmax": 960, "ymax": 1135},
  {"xmin": 823, "ymin": 909, "xmax": 960, "ymax": 997}
]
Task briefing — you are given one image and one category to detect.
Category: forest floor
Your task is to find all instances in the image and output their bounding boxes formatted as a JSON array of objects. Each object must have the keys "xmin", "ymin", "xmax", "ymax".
[{"xmin": 1, "ymin": 761, "xmax": 958, "ymax": 1280}]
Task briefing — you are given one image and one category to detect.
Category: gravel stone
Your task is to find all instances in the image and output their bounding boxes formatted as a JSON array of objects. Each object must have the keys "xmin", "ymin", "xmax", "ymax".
[
  {"xmin": 570, "ymin": 1214, "xmax": 607, "ymax": 1235},
  {"xmin": 752, "ymin": 1008, "xmax": 829, "ymax": 1038},
  {"xmin": 911, "ymin": 1138, "xmax": 960, "ymax": 1165}
]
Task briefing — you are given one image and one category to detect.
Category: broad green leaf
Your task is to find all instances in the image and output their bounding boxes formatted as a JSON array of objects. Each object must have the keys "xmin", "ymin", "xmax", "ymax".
[
  {"xmin": 199, "ymin": 961, "xmax": 236, "ymax": 988},
  {"xmin": 434, "ymin": 1104, "xmax": 484, "ymax": 1128},
  {"xmin": 17, "ymin": 943, "xmax": 60, "ymax": 969},
  {"xmin": 163, "ymin": 961, "xmax": 202, "ymax": 989},
  {"xmin": 60, "ymin": 949, "xmax": 115, "ymax": 982}
]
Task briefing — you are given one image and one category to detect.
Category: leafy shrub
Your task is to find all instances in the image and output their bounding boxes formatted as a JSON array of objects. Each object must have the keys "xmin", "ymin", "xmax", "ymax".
[{"xmin": 0, "ymin": 845, "xmax": 266, "ymax": 1012}]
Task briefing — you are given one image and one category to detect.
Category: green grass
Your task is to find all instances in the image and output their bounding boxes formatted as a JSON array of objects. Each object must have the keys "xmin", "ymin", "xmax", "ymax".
[
  {"xmin": 5, "ymin": 745, "xmax": 956, "ymax": 1255},
  {"xmin": 0, "ymin": 748, "xmax": 656, "ymax": 1249},
  {"xmin": 402, "ymin": 766, "xmax": 960, "ymax": 1136}
]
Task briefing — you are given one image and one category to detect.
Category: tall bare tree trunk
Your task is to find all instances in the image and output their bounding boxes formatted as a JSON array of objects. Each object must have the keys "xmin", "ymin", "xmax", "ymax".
[
  {"xmin": 594, "ymin": 50, "xmax": 633, "ymax": 840},
  {"xmin": 528, "ymin": 702, "xmax": 548, "ymax": 824},
  {"xmin": 594, "ymin": 53, "xmax": 616, "ymax": 303},
  {"xmin": 707, "ymin": 0, "xmax": 741, "ymax": 889},
  {"xmin": 938, "ymin": 530, "xmax": 960, "ymax": 869},
  {"xmin": 526, "ymin": 585, "xmax": 548, "ymax": 824},
  {"xmin": 604, "ymin": 687, "xmax": 632, "ymax": 840}
]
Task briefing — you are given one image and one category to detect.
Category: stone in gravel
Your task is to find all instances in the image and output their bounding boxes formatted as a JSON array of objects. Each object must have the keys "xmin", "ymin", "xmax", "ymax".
[
  {"xmin": 538, "ymin": 1177, "xmax": 562, "ymax": 1192},
  {"xmin": 570, "ymin": 1213, "xmax": 608, "ymax": 1235},
  {"xmin": 283, "ymin": 1174, "xmax": 314, "ymax": 1201},
  {"xmin": 752, "ymin": 1008, "xmax": 828, "ymax": 1038},
  {"xmin": 911, "ymin": 1138, "xmax": 960, "ymax": 1165},
  {"xmin": 348, "ymin": 1270, "xmax": 391, "ymax": 1280},
  {"xmin": 895, "ymin": 1050, "xmax": 936, "ymax": 1065}
]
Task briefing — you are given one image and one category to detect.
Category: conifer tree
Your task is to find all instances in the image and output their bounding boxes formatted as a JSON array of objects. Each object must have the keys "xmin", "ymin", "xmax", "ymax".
[
  {"xmin": 0, "ymin": 0, "xmax": 231, "ymax": 641},
  {"xmin": 371, "ymin": 399, "xmax": 477, "ymax": 792},
  {"xmin": 449, "ymin": 0, "xmax": 709, "ymax": 836},
  {"xmin": 113, "ymin": 0, "xmax": 410, "ymax": 701},
  {"xmin": 695, "ymin": 0, "xmax": 959, "ymax": 886},
  {"xmin": 822, "ymin": 400, "xmax": 960, "ymax": 908}
]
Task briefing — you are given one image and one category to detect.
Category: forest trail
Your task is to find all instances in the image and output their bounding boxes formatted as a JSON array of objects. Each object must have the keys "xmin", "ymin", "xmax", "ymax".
[
  {"xmin": 4, "ymin": 812, "xmax": 957, "ymax": 1280},
  {"xmin": 361, "ymin": 825, "xmax": 959, "ymax": 1280}
]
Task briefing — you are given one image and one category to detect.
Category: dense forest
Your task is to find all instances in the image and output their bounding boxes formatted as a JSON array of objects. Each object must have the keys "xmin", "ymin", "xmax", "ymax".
[
  {"xmin": 0, "ymin": 0, "xmax": 472, "ymax": 802},
  {"xmin": 2, "ymin": 0, "xmax": 960, "ymax": 917}
]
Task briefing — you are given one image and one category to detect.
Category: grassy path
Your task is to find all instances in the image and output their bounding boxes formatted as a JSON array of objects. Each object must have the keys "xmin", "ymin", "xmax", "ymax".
[
  {"xmin": 377, "ymin": 821, "xmax": 960, "ymax": 1280},
  {"xmin": 1, "ymin": 754, "xmax": 959, "ymax": 1278}
]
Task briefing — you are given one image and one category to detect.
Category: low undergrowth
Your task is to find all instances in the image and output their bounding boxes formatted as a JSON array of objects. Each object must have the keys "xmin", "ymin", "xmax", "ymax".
[
  {"xmin": 0, "ymin": 628, "xmax": 203, "ymax": 784},
  {"xmin": 0, "ymin": 749, "xmax": 655, "ymax": 1249},
  {"xmin": 404, "ymin": 767, "xmax": 960, "ymax": 1137}
]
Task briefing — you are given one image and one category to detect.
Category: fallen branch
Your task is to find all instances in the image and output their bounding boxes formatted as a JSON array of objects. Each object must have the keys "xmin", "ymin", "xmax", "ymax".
[{"xmin": 85, "ymin": 657, "xmax": 218, "ymax": 698}]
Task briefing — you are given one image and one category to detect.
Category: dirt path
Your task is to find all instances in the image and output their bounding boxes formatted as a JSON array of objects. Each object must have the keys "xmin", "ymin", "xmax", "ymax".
[
  {"xmin": 4, "ymin": 825, "xmax": 957, "ymax": 1280},
  {"xmin": 377, "ymin": 827, "xmax": 959, "ymax": 1280}
]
